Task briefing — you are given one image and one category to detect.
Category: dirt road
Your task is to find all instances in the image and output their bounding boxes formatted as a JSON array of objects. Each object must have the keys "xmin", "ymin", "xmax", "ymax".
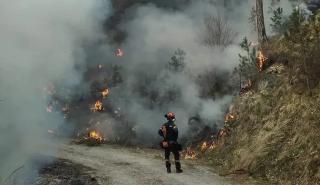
[{"xmin": 55, "ymin": 143, "xmax": 238, "ymax": 185}]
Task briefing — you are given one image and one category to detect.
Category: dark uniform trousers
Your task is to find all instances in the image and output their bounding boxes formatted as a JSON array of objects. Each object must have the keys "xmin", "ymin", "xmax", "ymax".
[{"xmin": 164, "ymin": 144, "xmax": 181, "ymax": 170}]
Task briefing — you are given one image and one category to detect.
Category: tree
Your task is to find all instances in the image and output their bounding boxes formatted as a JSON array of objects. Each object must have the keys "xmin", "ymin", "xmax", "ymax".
[
  {"xmin": 168, "ymin": 49, "xmax": 186, "ymax": 72},
  {"xmin": 233, "ymin": 37, "xmax": 257, "ymax": 90},
  {"xmin": 202, "ymin": 15, "xmax": 237, "ymax": 48},
  {"xmin": 270, "ymin": 7, "xmax": 286, "ymax": 34},
  {"xmin": 256, "ymin": 0, "xmax": 268, "ymax": 45}
]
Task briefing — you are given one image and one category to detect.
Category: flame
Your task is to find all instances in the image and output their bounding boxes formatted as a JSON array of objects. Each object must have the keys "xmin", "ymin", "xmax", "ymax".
[
  {"xmin": 225, "ymin": 113, "xmax": 236, "ymax": 123},
  {"xmin": 257, "ymin": 51, "xmax": 268, "ymax": 72},
  {"xmin": 102, "ymin": 88, "xmax": 109, "ymax": 98},
  {"xmin": 91, "ymin": 100, "xmax": 103, "ymax": 112},
  {"xmin": 88, "ymin": 130, "xmax": 104, "ymax": 142},
  {"xmin": 219, "ymin": 128, "xmax": 228, "ymax": 137},
  {"xmin": 98, "ymin": 64, "xmax": 103, "ymax": 69},
  {"xmin": 201, "ymin": 141, "xmax": 217, "ymax": 152},
  {"xmin": 208, "ymin": 142, "xmax": 217, "ymax": 150},
  {"xmin": 182, "ymin": 147, "xmax": 197, "ymax": 159},
  {"xmin": 201, "ymin": 142, "xmax": 208, "ymax": 151},
  {"xmin": 116, "ymin": 48, "xmax": 124, "ymax": 57}
]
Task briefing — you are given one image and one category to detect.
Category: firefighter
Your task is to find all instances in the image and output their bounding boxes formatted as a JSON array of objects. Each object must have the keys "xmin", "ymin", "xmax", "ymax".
[{"xmin": 158, "ymin": 112, "xmax": 183, "ymax": 173}]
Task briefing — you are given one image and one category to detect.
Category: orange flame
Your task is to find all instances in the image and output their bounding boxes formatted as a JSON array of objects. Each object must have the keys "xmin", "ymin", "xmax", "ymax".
[
  {"xmin": 88, "ymin": 130, "xmax": 104, "ymax": 142},
  {"xmin": 219, "ymin": 128, "xmax": 228, "ymax": 137},
  {"xmin": 257, "ymin": 51, "xmax": 268, "ymax": 72},
  {"xmin": 116, "ymin": 48, "xmax": 124, "ymax": 57},
  {"xmin": 208, "ymin": 142, "xmax": 217, "ymax": 150},
  {"xmin": 91, "ymin": 100, "xmax": 103, "ymax": 112},
  {"xmin": 201, "ymin": 141, "xmax": 217, "ymax": 152},
  {"xmin": 183, "ymin": 147, "xmax": 197, "ymax": 159},
  {"xmin": 201, "ymin": 142, "xmax": 208, "ymax": 151},
  {"xmin": 102, "ymin": 88, "xmax": 109, "ymax": 98},
  {"xmin": 225, "ymin": 113, "xmax": 236, "ymax": 123}
]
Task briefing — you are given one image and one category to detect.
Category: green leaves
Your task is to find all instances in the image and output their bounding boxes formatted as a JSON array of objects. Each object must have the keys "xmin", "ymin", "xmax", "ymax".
[
  {"xmin": 236, "ymin": 37, "xmax": 258, "ymax": 81},
  {"xmin": 270, "ymin": 7, "xmax": 286, "ymax": 34}
]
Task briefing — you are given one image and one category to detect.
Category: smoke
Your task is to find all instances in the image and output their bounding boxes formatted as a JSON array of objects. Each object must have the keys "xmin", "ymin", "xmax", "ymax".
[
  {"xmin": 86, "ymin": 0, "xmax": 254, "ymax": 144},
  {"xmin": 0, "ymin": 0, "xmax": 108, "ymax": 182}
]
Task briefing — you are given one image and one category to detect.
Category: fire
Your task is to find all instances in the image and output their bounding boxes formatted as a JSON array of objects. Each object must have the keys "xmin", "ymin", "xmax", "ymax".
[
  {"xmin": 92, "ymin": 100, "xmax": 103, "ymax": 112},
  {"xmin": 225, "ymin": 113, "xmax": 236, "ymax": 123},
  {"xmin": 219, "ymin": 127, "xmax": 229, "ymax": 137},
  {"xmin": 98, "ymin": 64, "xmax": 103, "ymax": 69},
  {"xmin": 182, "ymin": 147, "xmax": 197, "ymax": 159},
  {"xmin": 208, "ymin": 142, "xmax": 217, "ymax": 150},
  {"xmin": 87, "ymin": 130, "xmax": 104, "ymax": 142},
  {"xmin": 101, "ymin": 88, "xmax": 109, "ymax": 98},
  {"xmin": 257, "ymin": 51, "xmax": 268, "ymax": 72},
  {"xmin": 115, "ymin": 48, "xmax": 124, "ymax": 57},
  {"xmin": 201, "ymin": 141, "xmax": 217, "ymax": 152},
  {"xmin": 201, "ymin": 142, "xmax": 208, "ymax": 151}
]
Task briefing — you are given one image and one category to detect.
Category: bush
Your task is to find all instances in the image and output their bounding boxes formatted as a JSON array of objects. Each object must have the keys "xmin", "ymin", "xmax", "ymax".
[{"xmin": 233, "ymin": 37, "xmax": 258, "ymax": 88}]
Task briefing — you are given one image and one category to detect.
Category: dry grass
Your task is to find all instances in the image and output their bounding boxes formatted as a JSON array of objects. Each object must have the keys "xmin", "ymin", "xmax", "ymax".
[{"xmin": 208, "ymin": 68, "xmax": 320, "ymax": 185}]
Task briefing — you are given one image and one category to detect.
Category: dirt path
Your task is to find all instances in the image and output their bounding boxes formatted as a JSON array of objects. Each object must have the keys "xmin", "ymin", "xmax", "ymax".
[{"xmin": 55, "ymin": 143, "xmax": 237, "ymax": 185}]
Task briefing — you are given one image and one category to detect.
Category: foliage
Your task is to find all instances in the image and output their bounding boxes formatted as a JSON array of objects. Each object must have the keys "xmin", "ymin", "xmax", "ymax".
[
  {"xmin": 202, "ymin": 16, "xmax": 238, "ymax": 48},
  {"xmin": 168, "ymin": 48, "xmax": 186, "ymax": 72},
  {"xmin": 270, "ymin": 7, "xmax": 286, "ymax": 34},
  {"xmin": 275, "ymin": 11, "xmax": 320, "ymax": 91},
  {"xmin": 197, "ymin": 69, "xmax": 233, "ymax": 99},
  {"xmin": 234, "ymin": 37, "xmax": 257, "ymax": 86},
  {"xmin": 284, "ymin": 8, "xmax": 306, "ymax": 37}
]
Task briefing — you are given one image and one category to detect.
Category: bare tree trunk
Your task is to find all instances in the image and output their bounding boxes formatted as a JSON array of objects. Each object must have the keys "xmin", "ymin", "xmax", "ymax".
[{"xmin": 256, "ymin": 0, "xmax": 268, "ymax": 45}]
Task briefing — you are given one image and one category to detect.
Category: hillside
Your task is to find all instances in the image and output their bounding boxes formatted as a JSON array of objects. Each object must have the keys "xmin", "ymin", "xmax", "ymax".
[
  {"xmin": 209, "ymin": 65, "xmax": 320, "ymax": 184},
  {"xmin": 207, "ymin": 12, "xmax": 320, "ymax": 184}
]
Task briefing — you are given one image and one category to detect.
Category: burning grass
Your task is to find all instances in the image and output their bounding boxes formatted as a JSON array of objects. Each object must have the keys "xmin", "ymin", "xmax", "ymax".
[
  {"xmin": 182, "ymin": 147, "xmax": 197, "ymax": 160},
  {"xmin": 200, "ymin": 141, "xmax": 217, "ymax": 152},
  {"xmin": 257, "ymin": 51, "xmax": 268, "ymax": 72},
  {"xmin": 76, "ymin": 130, "xmax": 106, "ymax": 146},
  {"xmin": 207, "ymin": 72, "xmax": 320, "ymax": 184},
  {"xmin": 101, "ymin": 88, "xmax": 109, "ymax": 99},
  {"xmin": 91, "ymin": 100, "xmax": 104, "ymax": 112}
]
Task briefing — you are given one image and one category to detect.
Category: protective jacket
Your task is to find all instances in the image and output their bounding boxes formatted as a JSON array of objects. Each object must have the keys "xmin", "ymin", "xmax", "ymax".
[
  {"xmin": 158, "ymin": 120, "xmax": 183, "ymax": 173},
  {"xmin": 158, "ymin": 120, "xmax": 178, "ymax": 143}
]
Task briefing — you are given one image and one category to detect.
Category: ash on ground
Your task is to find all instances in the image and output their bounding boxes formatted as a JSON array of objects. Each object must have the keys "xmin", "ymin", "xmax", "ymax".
[{"xmin": 33, "ymin": 159, "xmax": 99, "ymax": 185}]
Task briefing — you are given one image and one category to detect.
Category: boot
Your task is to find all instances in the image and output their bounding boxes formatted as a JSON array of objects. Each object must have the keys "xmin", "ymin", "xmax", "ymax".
[
  {"xmin": 166, "ymin": 161, "xmax": 171, "ymax": 173},
  {"xmin": 175, "ymin": 161, "xmax": 183, "ymax": 173}
]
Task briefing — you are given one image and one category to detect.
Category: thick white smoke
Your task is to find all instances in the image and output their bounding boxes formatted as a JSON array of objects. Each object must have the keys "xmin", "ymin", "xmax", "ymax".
[
  {"xmin": 0, "ymin": 0, "xmax": 108, "ymax": 182},
  {"xmin": 92, "ymin": 0, "xmax": 254, "ymax": 143}
]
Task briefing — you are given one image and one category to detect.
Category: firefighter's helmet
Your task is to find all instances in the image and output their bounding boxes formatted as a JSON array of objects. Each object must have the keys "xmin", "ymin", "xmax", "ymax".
[{"xmin": 165, "ymin": 112, "xmax": 175, "ymax": 120}]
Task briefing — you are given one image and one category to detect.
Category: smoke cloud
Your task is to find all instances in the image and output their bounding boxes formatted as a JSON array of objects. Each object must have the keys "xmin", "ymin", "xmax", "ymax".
[
  {"xmin": 88, "ymin": 0, "xmax": 254, "ymax": 144},
  {"xmin": 3, "ymin": 0, "xmax": 303, "ymax": 181},
  {"xmin": 0, "ymin": 0, "xmax": 108, "ymax": 182}
]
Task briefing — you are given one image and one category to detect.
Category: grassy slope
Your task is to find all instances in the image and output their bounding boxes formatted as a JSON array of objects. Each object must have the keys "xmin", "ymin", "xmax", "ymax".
[{"xmin": 208, "ymin": 68, "xmax": 320, "ymax": 185}]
